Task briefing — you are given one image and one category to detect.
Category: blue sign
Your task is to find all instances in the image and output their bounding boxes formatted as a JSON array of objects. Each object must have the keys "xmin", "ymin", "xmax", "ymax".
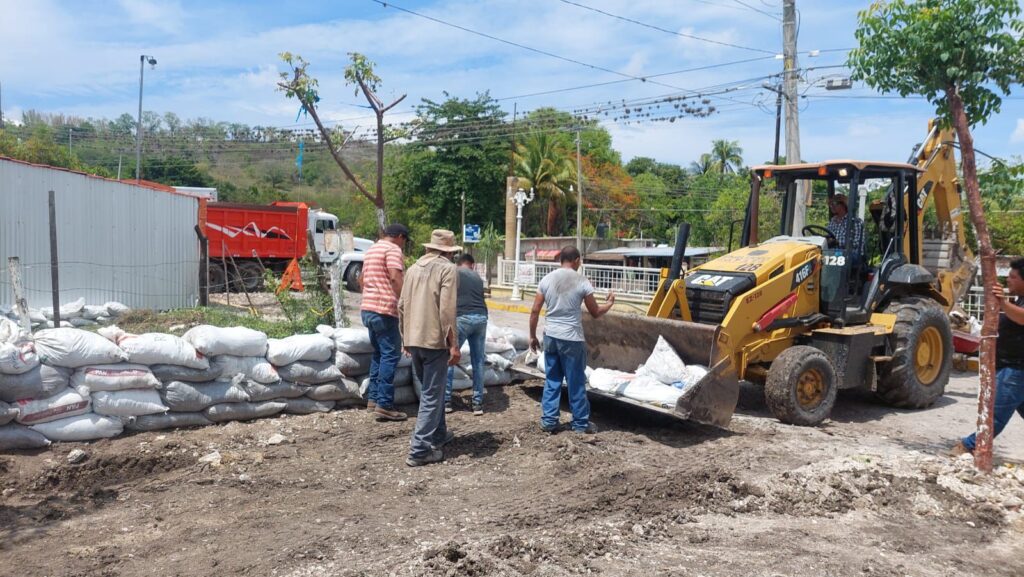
[{"xmin": 463, "ymin": 224, "xmax": 481, "ymax": 243}]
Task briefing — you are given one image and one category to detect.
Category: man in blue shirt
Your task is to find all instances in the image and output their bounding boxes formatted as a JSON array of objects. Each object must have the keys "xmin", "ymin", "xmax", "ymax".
[{"xmin": 528, "ymin": 246, "xmax": 615, "ymax": 434}]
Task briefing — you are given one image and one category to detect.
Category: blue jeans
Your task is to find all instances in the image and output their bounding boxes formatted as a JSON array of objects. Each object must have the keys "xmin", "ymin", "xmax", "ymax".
[
  {"xmin": 446, "ymin": 314, "xmax": 488, "ymax": 405},
  {"xmin": 962, "ymin": 367, "xmax": 1024, "ymax": 451},
  {"xmin": 361, "ymin": 310, "xmax": 401, "ymax": 409},
  {"xmin": 408, "ymin": 347, "xmax": 449, "ymax": 459},
  {"xmin": 541, "ymin": 336, "xmax": 590, "ymax": 431}
]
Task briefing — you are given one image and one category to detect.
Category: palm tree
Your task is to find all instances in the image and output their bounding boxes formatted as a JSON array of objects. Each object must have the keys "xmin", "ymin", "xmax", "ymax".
[
  {"xmin": 514, "ymin": 133, "xmax": 577, "ymax": 236},
  {"xmin": 689, "ymin": 153, "xmax": 716, "ymax": 175},
  {"xmin": 710, "ymin": 139, "xmax": 744, "ymax": 174}
]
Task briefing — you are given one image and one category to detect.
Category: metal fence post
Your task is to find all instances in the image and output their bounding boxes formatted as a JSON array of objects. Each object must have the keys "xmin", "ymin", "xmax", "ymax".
[
  {"xmin": 47, "ymin": 190, "xmax": 61, "ymax": 326},
  {"xmin": 7, "ymin": 257, "xmax": 32, "ymax": 333}
]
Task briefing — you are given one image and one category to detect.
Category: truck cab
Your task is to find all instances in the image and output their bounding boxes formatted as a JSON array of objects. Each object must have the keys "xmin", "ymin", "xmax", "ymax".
[{"xmin": 308, "ymin": 209, "xmax": 341, "ymax": 264}]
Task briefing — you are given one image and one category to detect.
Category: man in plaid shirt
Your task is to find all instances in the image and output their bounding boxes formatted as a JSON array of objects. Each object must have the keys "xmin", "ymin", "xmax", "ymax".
[{"xmin": 826, "ymin": 194, "xmax": 864, "ymax": 257}]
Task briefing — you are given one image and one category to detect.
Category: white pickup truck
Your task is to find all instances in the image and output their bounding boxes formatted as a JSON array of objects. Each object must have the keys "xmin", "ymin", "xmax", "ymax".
[{"xmin": 339, "ymin": 237, "xmax": 375, "ymax": 292}]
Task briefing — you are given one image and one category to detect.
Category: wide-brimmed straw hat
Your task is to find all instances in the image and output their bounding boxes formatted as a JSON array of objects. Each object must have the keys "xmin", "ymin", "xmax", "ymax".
[{"xmin": 422, "ymin": 229, "xmax": 462, "ymax": 253}]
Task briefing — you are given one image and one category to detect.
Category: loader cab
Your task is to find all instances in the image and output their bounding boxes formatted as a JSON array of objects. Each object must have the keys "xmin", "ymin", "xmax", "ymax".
[{"xmin": 743, "ymin": 161, "xmax": 924, "ymax": 326}]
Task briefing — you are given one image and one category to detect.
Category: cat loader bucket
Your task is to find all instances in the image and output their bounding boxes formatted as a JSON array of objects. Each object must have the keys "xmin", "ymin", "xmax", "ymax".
[{"xmin": 581, "ymin": 313, "xmax": 739, "ymax": 428}]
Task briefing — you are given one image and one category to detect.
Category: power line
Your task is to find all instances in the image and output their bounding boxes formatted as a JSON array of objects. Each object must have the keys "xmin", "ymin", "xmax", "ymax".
[
  {"xmin": 732, "ymin": 0, "xmax": 782, "ymax": 21},
  {"xmin": 557, "ymin": 0, "xmax": 775, "ymax": 53}
]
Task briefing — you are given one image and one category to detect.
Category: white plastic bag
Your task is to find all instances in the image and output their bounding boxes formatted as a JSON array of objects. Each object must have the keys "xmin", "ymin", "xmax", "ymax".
[
  {"xmin": 15, "ymin": 388, "xmax": 91, "ymax": 424},
  {"xmin": 266, "ymin": 334, "xmax": 334, "ymax": 365},
  {"xmin": 100, "ymin": 326, "xmax": 209, "ymax": 369},
  {"xmin": 81, "ymin": 305, "xmax": 109, "ymax": 321},
  {"xmin": 317, "ymin": 325, "xmax": 374, "ymax": 354},
  {"xmin": 182, "ymin": 325, "xmax": 268, "ymax": 357},
  {"xmin": 641, "ymin": 336, "xmax": 689, "ymax": 386},
  {"xmin": 0, "ymin": 341, "xmax": 38, "ymax": 375},
  {"xmin": 71, "ymin": 364, "xmax": 160, "ymax": 392},
  {"xmin": 41, "ymin": 298, "xmax": 86, "ymax": 320},
  {"xmin": 103, "ymin": 301, "xmax": 130, "ymax": 317},
  {"xmin": 33, "ymin": 328, "xmax": 128, "ymax": 368},
  {"xmin": 211, "ymin": 356, "xmax": 279, "ymax": 384},
  {"xmin": 91, "ymin": 389, "xmax": 168, "ymax": 417},
  {"xmin": 31, "ymin": 413, "xmax": 123, "ymax": 441}
]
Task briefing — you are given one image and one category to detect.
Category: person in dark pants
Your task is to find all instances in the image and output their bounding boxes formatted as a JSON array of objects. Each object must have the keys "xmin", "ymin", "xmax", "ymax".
[
  {"xmin": 953, "ymin": 258, "xmax": 1024, "ymax": 455},
  {"xmin": 399, "ymin": 229, "xmax": 462, "ymax": 467},
  {"xmin": 528, "ymin": 246, "xmax": 615, "ymax": 434},
  {"xmin": 360, "ymin": 223, "xmax": 409, "ymax": 421},
  {"xmin": 445, "ymin": 253, "xmax": 489, "ymax": 416}
]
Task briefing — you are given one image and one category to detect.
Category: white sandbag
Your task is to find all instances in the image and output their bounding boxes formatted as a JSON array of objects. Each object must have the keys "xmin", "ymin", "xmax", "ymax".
[
  {"xmin": 307, "ymin": 380, "xmax": 362, "ymax": 401},
  {"xmin": 41, "ymin": 297, "xmax": 86, "ymax": 320},
  {"xmin": 182, "ymin": 325, "xmax": 268, "ymax": 357},
  {"xmin": 95, "ymin": 315, "xmax": 111, "ymax": 324},
  {"xmin": 0, "ymin": 424, "xmax": 51, "ymax": 450},
  {"xmin": 394, "ymin": 366, "xmax": 412, "ymax": 388},
  {"xmin": 125, "ymin": 412, "xmax": 211, "ymax": 431},
  {"xmin": 483, "ymin": 368, "xmax": 513, "ymax": 386},
  {"xmin": 150, "ymin": 363, "xmax": 222, "ymax": 383},
  {"xmin": 100, "ymin": 326, "xmax": 209, "ymax": 369},
  {"xmin": 204, "ymin": 401, "xmax": 286, "ymax": 423},
  {"xmin": 44, "ymin": 320, "xmax": 74, "ymax": 329},
  {"xmin": 81, "ymin": 305, "xmax": 109, "ymax": 321},
  {"xmin": 334, "ymin": 352, "xmax": 373, "ymax": 376},
  {"xmin": 160, "ymin": 380, "xmax": 250, "ymax": 412},
  {"xmin": 71, "ymin": 364, "xmax": 160, "ymax": 392},
  {"xmin": 485, "ymin": 353, "xmax": 514, "ymax": 371},
  {"xmin": 0, "ymin": 317, "xmax": 27, "ymax": 344},
  {"xmin": 640, "ymin": 336, "xmax": 689, "ymax": 386},
  {"xmin": 266, "ymin": 334, "xmax": 334, "ymax": 365},
  {"xmin": 0, "ymin": 341, "xmax": 38, "ymax": 375},
  {"xmin": 31, "ymin": 413, "xmax": 123, "ymax": 442},
  {"xmin": 281, "ymin": 397, "xmax": 335, "ymax": 415},
  {"xmin": 211, "ymin": 355, "xmax": 279, "ymax": 384},
  {"xmin": 15, "ymin": 388, "xmax": 90, "ymax": 425},
  {"xmin": 587, "ymin": 368, "xmax": 635, "ymax": 393},
  {"xmin": 619, "ymin": 375, "xmax": 683, "ymax": 408},
  {"xmin": 681, "ymin": 364, "xmax": 709, "ymax": 387},
  {"xmin": 69, "ymin": 318, "xmax": 97, "ymax": 328},
  {"xmin": 485, "ymin": 324, "xmax": 516, "ymax": 354},
  {"xmin": 317, "ymin": 325, "xmax": 374, "ymax": 354},
  {"xmin": 103, "ymin": 301, "xmax": 130, "ymax": 317},
  {"xmin": 33, "ymin": 328, "xmax": 128, "ymax": 368},
  {"xmin": 393, "ymin": 385, "xmax": 416, "ymax": 405},
  {"xmin": 0, "ymin": 365, "xmax": 72, "ymax": 403},
  {"xmin": 0, "ymin": 400, "xmax": 18, "ymax": 426},
  {"xmin": 91, "ymin": 389, "xmax": 168, "ymax": 417},
  {"xmin": 276, "ymin": 361, "xmax": 343, "ymax": 384},
  {"xmin": 242, "ymin": 380, "xmax": 307, "ymax": 402},
  {"xmin": 450, "ymin": 375, "xmax": 472, "ymax": 391},
  {"xmin": 502, "ymin": 327, "xmax": 530, "ymax": 351}
]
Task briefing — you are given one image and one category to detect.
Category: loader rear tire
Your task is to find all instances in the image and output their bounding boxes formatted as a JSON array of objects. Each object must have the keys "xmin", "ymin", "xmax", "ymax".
[
  {"xmin": 209, "ymin": 265, "xmax": 227, "ymax": 294},
  {"xmin": 236, "ymin": 261, "xmax": 265, "ymax": 293},
  {"xmin": 876, "ymin": 297, "xmax": 951, "ymax": 409},
  {"xmin": 765, "ymin": 345, "xmax": 838, "ymax": 427}
]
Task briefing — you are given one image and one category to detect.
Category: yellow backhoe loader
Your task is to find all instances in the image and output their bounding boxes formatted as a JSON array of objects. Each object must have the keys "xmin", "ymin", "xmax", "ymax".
[{"xmin": 583, "ymin": 121, "xmax": 975, "ymax": 427}]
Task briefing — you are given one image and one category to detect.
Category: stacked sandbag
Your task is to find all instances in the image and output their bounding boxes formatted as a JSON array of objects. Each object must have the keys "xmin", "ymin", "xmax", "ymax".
[
  {"xmin": 1, "ymin": 298, "xmax": 130, "ymax": 331},
  {"xmin": 71, "ymin": 364, "xmax": 167, "ymax": 418},
  {"xmin": 265, "ymin": 333, "xmax": 339, "ymax": 411},
  {"xmin": 447, "ymin": 323, "xmax": 527, "ymax": 392}
]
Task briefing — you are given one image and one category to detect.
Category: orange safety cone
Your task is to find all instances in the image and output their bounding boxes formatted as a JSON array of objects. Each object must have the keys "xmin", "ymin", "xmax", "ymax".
[{"xmin": 277, "ymin": 259, "xmax": 305, "ymax": 294}]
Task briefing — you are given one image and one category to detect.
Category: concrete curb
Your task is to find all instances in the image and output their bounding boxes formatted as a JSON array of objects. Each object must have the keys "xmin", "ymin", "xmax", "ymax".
[{"xmin": 485, "ymin": 299, "xmax": 539, "ymax": 315}]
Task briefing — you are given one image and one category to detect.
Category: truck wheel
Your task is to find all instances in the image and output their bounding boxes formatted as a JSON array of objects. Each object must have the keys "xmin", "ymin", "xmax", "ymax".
[
  {"xmin": 236, "ymin": 261, "xmax": 265, "ymax": 292},
  {"xmin": 209, "ymin": 265, "xmax": 227, "ymax": 294},
  {"xmin": 765, "ymin": 345, "xmax": 838, "ymax": 426},
  {"xmin": 876, "ymin": 297, "xmax": 952, "ymax": 408},
  {"xmin": 345, "ymin": 263, "xmax": 363, "ymax": 293}
]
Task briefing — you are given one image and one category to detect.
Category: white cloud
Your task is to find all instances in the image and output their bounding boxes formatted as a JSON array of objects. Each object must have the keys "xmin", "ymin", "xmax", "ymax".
[
  {"xmin": 1012, "ymin": 119, "xmax": 1024, "ymax": 143},
  {"xmin": 117, "ymin": 0, "xmax": 185, "ymax": 35}
]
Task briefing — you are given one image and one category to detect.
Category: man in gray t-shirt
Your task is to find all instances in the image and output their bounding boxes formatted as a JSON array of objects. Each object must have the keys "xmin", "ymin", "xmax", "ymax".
[{"xmin": 529, "ymin": 246, "xmax": 615, "ymax": 434}]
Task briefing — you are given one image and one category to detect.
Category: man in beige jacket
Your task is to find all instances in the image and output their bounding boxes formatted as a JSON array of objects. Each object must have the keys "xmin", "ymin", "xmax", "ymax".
[{"xmin": 399, "ymin": 229, "xmax": 462, "ymax": 466}]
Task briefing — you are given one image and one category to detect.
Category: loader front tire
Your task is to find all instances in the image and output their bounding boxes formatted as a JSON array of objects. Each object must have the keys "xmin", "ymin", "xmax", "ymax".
[
  {"xmin": 765, "ymin": 345, "xmax": 838, "ymax": 426},
  {"xmin": 876, "ymin": 297, "xmax": 951, "ymax": 409}
]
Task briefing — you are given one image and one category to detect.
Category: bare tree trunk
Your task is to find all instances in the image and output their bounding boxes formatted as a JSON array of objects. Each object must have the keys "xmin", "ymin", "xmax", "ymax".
[
  {"xmin": 547, "ymin": 200, "xmax": 561, "ymax": 237},
  {"xmin": 948, "ymin": 87, "xmax": 999, "ymax": 473},
  {"xmin": 376, "ymin": 207, "xmax": 387, "ymax": 232}
]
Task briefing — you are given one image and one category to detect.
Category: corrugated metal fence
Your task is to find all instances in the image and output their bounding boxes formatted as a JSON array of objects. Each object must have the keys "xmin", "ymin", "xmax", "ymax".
[{"xmin": 0, "ymin": 158, "xmax": 200, "ymax": 310}]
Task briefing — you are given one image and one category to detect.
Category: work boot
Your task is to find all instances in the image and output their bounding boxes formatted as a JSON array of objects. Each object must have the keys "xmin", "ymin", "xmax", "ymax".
[
  {"xmin": 949, "ymin": 440, "xmax": 972, "ymax": 456},
  {"xmin": 444, "ymin": 402, "xmax": 453, "ymax": 414},
  {"xmin": 540, "ymin": 421, "xmax": 560, "ymax": 434},
  {"xmin": 434, "ymin": 430, "xmax": 455, "ymax": 448},
  {"xmin": 573, "ymin": 423, "xmax": 599, "ymax": 435},
  {"xmin": 472, "ymin": 403, "xmax": 484, "ymax": 416},
  {"xmin": 406, "ymin": 448, "xmax": 444, "ymax": 467},
  {"xmin": 366, "ymin": 400, "xmax": 377, "ymax": 412},
  {"xmin": 374, "ymin": 406, "xmax": 408, "ymax": 421}
]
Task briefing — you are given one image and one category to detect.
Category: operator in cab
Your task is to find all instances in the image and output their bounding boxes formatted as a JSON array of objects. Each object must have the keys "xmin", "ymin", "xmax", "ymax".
[{"xmin": 825, "ymin": 193, "xmax": 865, "ymax": 263}]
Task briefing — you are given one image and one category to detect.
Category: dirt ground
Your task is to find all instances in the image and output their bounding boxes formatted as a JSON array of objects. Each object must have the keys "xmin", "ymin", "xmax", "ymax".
[{"xmin": 3, "ymin": 298, "xmax": 1023, "ymax": 577}]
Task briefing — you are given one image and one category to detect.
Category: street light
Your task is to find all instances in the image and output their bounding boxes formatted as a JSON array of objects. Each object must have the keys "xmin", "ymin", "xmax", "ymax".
[
  {"xmin": 136, "ymin": 54, "xmax": 157, "ymax": 181},
  {"xmin": 509, "ymin": 187, "xmax": 534, "ymax": 302}
]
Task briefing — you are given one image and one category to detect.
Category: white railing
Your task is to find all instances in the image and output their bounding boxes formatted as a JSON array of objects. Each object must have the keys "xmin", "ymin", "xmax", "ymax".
[
  {"xmin": 496, "ymin": 257, "xmax": 662, "ymax": 298},
  {"xmin": 962, "ymin": 285, "xmax": 986, "ymax": 320}
]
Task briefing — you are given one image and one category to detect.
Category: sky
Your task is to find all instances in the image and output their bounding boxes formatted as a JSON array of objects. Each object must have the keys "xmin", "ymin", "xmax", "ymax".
[{"xmin": 1, "ymin": 0, "xmax": 1021, "ymax": 169}]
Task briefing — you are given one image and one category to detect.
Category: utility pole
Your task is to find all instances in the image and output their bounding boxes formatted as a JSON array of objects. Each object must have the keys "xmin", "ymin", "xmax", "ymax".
[
  {"xmin": 68, "ymin": 128, "xmax": 73, "ymax": 155},
  {"xmin": 0, "ymin": 81, "xmax": 4, "ymax": 129},
  {"xmin": 782, "ymin": 0, "xmax": 805, "ymax": 230},
  {"xmin": 575, "ymin": 127, "xmax": 583, "ymax": 255},
  {"xmin": 762, "ymin": 83, "xmax": 785, "ymax": 166}
]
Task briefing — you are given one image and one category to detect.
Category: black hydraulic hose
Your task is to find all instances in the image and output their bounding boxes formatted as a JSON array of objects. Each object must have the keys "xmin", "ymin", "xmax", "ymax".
[{"xmin": 668, "ymin": 223, "xmax": 691, "ymax": 282}]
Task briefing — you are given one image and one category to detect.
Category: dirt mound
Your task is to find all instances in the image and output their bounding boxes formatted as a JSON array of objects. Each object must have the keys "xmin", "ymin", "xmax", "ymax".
[{"xmin": 26, "ymin": 451, "xmax": 193, "ymax": 495}]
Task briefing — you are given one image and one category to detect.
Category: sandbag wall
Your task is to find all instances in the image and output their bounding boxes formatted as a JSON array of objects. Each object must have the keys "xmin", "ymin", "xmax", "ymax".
[
  {"xmin": 0, "ymin": 298, "xmax": 130, "ymax": 331},
  {"xmin": 0, "ymin": 320, "xmax": 531, "ymax": 452}
]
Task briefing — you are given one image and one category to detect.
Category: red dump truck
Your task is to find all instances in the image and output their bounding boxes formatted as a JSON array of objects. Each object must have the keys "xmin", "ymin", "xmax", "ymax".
[{"xmin": 205, "ymin": 202, "xmax": 339, "ymax": 292}]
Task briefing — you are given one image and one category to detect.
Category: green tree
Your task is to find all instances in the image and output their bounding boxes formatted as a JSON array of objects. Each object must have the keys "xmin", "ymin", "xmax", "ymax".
[
  {"xmin": 848, "ymin": 0, "xmax": 1024, "ymax": 471},
  {"xmin": 514, "ymin": 132, "xmax": 577, "ymax": 236},
  {"xmin": 520, "ymin": 107, "xmax": 620, "ymax": 167},
  {"xmin": 689, "ymin": 153, "xmax": 715, "ymax": 175},
  {"xmin": 710, "ymin": 139, "xmax": 744, "ymax": 174}
]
